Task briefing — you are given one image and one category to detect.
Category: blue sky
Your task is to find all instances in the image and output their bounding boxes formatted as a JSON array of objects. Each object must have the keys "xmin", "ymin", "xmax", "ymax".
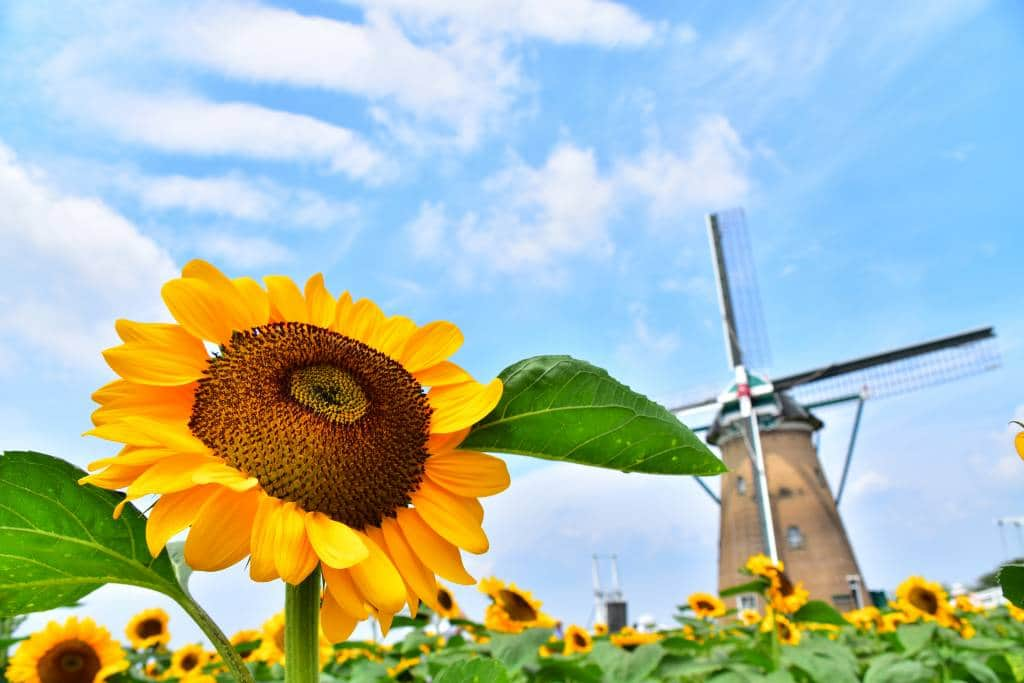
[{"xmin": 2, "ymin": 0, "xmax": 1023, "ymax": 646}]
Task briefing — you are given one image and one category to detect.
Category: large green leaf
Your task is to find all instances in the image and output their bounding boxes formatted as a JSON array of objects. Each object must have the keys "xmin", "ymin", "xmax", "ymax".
[
  {"xmin": 434, "ymin": 659, "xmax": 510, "ymax": 683},
  {"xmin": 720, "ymin": 578, "xmax": 770, "ymax": 598},
  {"xmin": 999, "ymin": 564, "xmax": 1024, "ymax": 608},
  {"xmin": 0, "ymin": 451, "xmax": 185, "ymax": 615},
  {"xmin": 790, "ymin": 600, "xmax": 848, "ymax": 626},
  {"xmin": 895, "ymin": 622, "xmax": 935, "ymax": 656},
  {"xmin": 461, "ymin": 356, "xmax": 725, "ymax": 475},
  {"xmin": 487, "ymin": 628, "xmax": 553, "ymax": 670}
]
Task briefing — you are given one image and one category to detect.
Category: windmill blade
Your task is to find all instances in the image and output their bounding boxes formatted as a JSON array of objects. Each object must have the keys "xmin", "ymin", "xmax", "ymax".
[
  {"xmin": 707, "ymin": 209, "xmax": 772, "ymax": 372},
  {"xmin": 775, "ymin": 327, "xmax": 999, "ymax": 405}
]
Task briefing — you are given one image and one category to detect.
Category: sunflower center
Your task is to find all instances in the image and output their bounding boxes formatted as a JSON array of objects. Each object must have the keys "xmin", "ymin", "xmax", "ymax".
[
  {"xmin": 497, "ymin": 589, "xmax": 538, "ymax": 622},
  {"xmin": 38, "ymin": 641, "xmax": 101, "ymax": 683},
  {"xmin": 189, "ymin": 322, "xmax": 432, "ymax": 528},
  {"xmin": 136, "ymin": 618, "xmax": 164, "ymax": 639},
  {"xmin": 909, "ymin": 587, "xmax": 939, "ymax": 614},
  {"xmin": 438, "ymin": 589, "xmax": 453, "ymax": 611},
  {"xmin": 697, "ymin": 600, "xmax": 714, "ymax": 611},
  {"xmin": 776, "ymin": 572, "xmax": 794, "ymax": 596},
  {"xmin": 273, "ymin": 626, "xmax": 286, "ymax": 652},
  {"xmin": 573, "ymin": 632, "xmax": 588, "ymax": 648},
  {"xmin": 180, "ymin": 653, "xmax": 199, "ymax": 671}
]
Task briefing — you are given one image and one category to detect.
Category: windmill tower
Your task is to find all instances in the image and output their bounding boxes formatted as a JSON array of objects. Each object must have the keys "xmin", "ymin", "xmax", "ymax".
[{"xmin": 675, "ymin": 209, "xmax": 1000, "ymax": 610}]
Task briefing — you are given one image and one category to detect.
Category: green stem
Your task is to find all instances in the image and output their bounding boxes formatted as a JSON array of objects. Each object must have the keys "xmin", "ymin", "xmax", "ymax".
[
  {"xmin": 285, "ymin": 566, "xmax": 322, "ymax": 683},
  {"xmin": 175, "ymin": 594, "xmax": 255, "ymax": 683}
]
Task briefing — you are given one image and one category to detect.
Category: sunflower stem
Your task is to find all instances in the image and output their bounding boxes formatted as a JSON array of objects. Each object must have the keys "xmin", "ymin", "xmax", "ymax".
[
  {"xmin": 175, "ymin": 594, "xmax": 255, "ymax": 683},
  {"xmin": 285, "ymin": 566, "xmax": 322, "ymax": 683}
]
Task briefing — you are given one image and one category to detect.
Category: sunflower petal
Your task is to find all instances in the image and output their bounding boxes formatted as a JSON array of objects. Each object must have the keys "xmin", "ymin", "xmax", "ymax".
[
  {"xmin": 273, "ymin": 502, "xmax": 319, "ymax": 584},
  {"xmin": 264, "ymin": 274, "xmax": 308, "ymax": 323},
  {"xmin": 103, "ymin": 342, "xmax": 207, "ymax": 387},
  {"xmin": 249, "ymin": 495, "xmax": 282, "ymax": 582},
  {"xmin": 395, "ymin": 508, "xmax": 475, "ymax": 585},
  {"xmin": 428, "ymin": 379, "xmax": 503, "ymax": 434},
  {"xmin": 182, "ymin": 259, "xmax": 263, "ymax": 331},
  {"xmin": 344, "ymin": 298, "xmax": 384, "ymax": 345},
  {"xmin": 414, "ymin": 361, "xmax": 473, "ymax": 388},
  {"xmin": 427, "ymin": 427, "xmax": 471, "ymax": 456},
  {"xmin": 162, "ymin": 277, "xmax": 235, "ymax": 345},
  {"xmin": 78, "ymin": 463, "xmax": 149, "ymax": 489},
  {"xmin": 304, "ymin": 512, "xmax": 368, "ymax": 569},
  {"xmin": 411, "ymin": 480, "xmax": 488, "ymax": 554},
  {"xmin": 321, "ymin": 590, "xmax": 357, "ymax": 643},
  {"xmin": 402, "ymin": 321, "xmax": 463, "ymax": 373},
  {"xmin": 348, "ymin": 530, "xmax": 406, "ymax": 614},
  {"xmin": 304, "ymin": 274, "xmax": 336, "ymax": 328},
  {"xmin": 232, "ymin": 276, "xmax": 271, "ymax": 326},
  {"xmin": 426, "ymin": 451, "xmax": 510, "ymax": 497},
  {"xmin": 125, "ymin": 453, "xmax": 223, "ymax": 499},
  {"xmin": 184, "ymin": 488, "xmax": 260, "ymax": 571},
  {"xmin": 115, "ymin": 320, "xmax": 204, "ymax": 349},
  {"xmin": 86, "ymin": 418, "xmax": 208, "ymax": 454},
  {"xmin": 380, "ymin": 517, "xmax": 439, "ymax": 611},
  {"xmin": 92, "ymin": 382, "xmax": 196, "ymax": 426},
  {"xmin": 89, "ymin": 446, "xmax": 177, "ymax": 471},
  {"xmin": 322, "ymin": 566, "xmax": 370, "ymax": 620},
  {"xmin": 146, "ymin": 484, "xmax": 216, "ymax": 556},
  {"xmin": 373, "ymin": 315, "xmax": 416, "ymax": 359}
]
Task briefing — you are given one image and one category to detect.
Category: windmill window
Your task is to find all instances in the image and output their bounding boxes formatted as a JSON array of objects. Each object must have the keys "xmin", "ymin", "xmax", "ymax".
[
  {"xmin": 738, "ymin": 594, "xmax": 757, "ymax": 611},
  {"xmin": 787, "ymin": 525, "xmax": 805, "ymax": 549},
  {"xmin": 736, "ymin": 476, "xmax": 747, "ymax": 495},
  {"xmin": 777, "ymin": 486, "xmax": 794, "ymax": 499}
]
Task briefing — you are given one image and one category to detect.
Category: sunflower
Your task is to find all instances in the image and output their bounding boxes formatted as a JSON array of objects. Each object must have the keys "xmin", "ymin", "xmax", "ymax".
[
  {"xmin": 167, "ymin": 644, "xmax": 209, "ymax": 678},
  {"xmin": 895, "ymin": 577, "xmax": 953, "ymax": 626},
  {"xmin": 688, "ymin": 592, "xmax": 726, "ymax": 619},
  {"xmin": 250, "ymin": 612, "xmax": 333, "ymax": 667},
  {"xmin": 773, "ymin": 614, "xmax": 800, "ymax": 646},
  {"xmin": 739, "ymin": 609, "xmax": 761, "ymax": 626},
  {"xmin": 142, "ymin": 660, "xmax": 161, "ymax": 678},
  {"xmin": 609, "ymin": 626, "xmax": 662, "ymax": 651},
  {"xmin": 767, "ymin": 571, "xmax": 809, "ymax": 614},
  {"xmin": 435, "ymin": 584, "xmax": 462, "ymax": 619},
  {"xmin": 124, "ymin": 609, "xmax": 170, "ymax": 650},
  {"xmin": 954, "ymin": 595, "xmax": 985, "ymax": 614},
  {"xmin": 479, "ymin": 578, "xmax": 555, "ymax": 633},
  {"xmin": 562, "ymin": 625, "xmax": 593, "ymax": 655},
  {"xmin": 592, "ymin": 623, "xmax": 608, "ymax": 636},
  {"xmin": 1007, "ymin": 603, "xmax": 1024, "ymax": 622},
  {"xmin": 878, "ymin": 609, "xmax": 916, "ymax": 633},
  {"xmin": 7, "ymin": 617, "xmax": 128, "ymax": 683},
  {"xmin": 229, "ymin": 630, "xmax": 261, "ymax": 662},
  {"xmin": 81, "ymin": 260, "xmax": 509, "ymax": 641},
  {"xmin": 745, "ymin": 553, "xmax": 783, "ymax": 579},
  {"xmin": 387, "ymin": 657, "xmax": 420, "ymax": 679},
  {"xmin": 1013, "ymin": 421, "xmax": 1024, "ymax": 461},
  {"xmin": 843, "ymin": 606, "xmax": 882, "ymax": 631}
]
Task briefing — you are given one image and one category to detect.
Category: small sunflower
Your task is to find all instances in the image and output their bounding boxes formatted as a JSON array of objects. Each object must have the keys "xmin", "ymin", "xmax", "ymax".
[
  {"xmin": 1007, "ymin": 603, "xmax": 1024, "ymax": 622},
  {"xmin": 1012, "ymin": 421, "xmax": 1024, "ymax": 461},
  {"xmin": 229, "ymin": 630, "xmax": 261, "ymax": 662},
  {"xmin": 167, "ymin": 644, "xmax": 209, "ymax": 679},
  {"xmin": 435, "ymin": 584, "xmax": 462, "ymax": 619},
  {"xmin": 562, "ymin": 625, "xmax": 593, "ymax": 655},
  {"xmin": 774, "ymin": 614, "xmax": 800, "ymax": 646},
  {"xmin": 592, "ymin": 623, "xmax": 608, "ymax": 636},
  {"xmin": 767, "ymin": 571, "xmax": 809, "ymax": 614},
  {"xmin": 252, "ymin": 613, "xmax": 285, "ymax": 666},
  {"xmin": 843, "ymin": 606, "xmax": 882, "ymax": 631},
  {"xmin": 878, "ymin": 610, "xmax": 913, "ymax": 633},
  {"xmin": 896, "ymin": 576, "xmax": 953, "ymax": 625},
  {"xmin": 7, "ymin": 617, "xmax": 128, "ymax": 683},
  {"xmin": 82, "ymin": 261, "xmax": 509, "ymax": 641},
  {"xmin": 479, "ymin": 578, "xmax": 555, "ymax": 633},
  {"xmin": 688, "ymin": 592, "xmax": 726, "ymax": 619},
  {"xmin": 142, "ymin": 659, "xmax": 161, "ymax": 678},
  {"xmin": 124, "ymin": 609, "xmax": 170, "ymax": 650},
  {"xmin": 739, "ymin": 609, "xmax": 761, "ymax": 626},
  {"xmin": 745, "ymin": 553, "xmax": 783, "ymax": 579},
  {"xmin": 954, "ymin": 595, "xmax": 985, "ymax": 614},
  {"xmin": 609, "ymin": 626, "xmax": 662, "ymax": 651},
  {"xmin": 387, "ymin": 657, "xmax": 420, "ymax": 679}
]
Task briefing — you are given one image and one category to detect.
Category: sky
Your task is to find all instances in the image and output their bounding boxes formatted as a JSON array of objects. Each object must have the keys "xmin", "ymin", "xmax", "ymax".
[{"xmin": 2, "ymin": 0, "xmax": 1023, "ymax": 648}]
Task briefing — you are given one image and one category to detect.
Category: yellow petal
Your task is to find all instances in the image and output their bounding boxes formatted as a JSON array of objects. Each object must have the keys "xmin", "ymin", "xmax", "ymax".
[
  {"xmin": 330, "ymin": 291, "xmax": 354, "ymax": 332},
  {"xmin": 414, "ymin": 361, "xmax": 473, "ymax": 388},
  {"xmin": 146, "ymin": 485, "xmax": 216, "ymax": 556},
  {"xmin": 380, "ymin": 517, "xmax": 439, "ymax": 611},
  {"xmin": 304, "ymin": 512, "xmax": 368, "ymax": 569},
  {"xmin": 321, "ymin": 590, "xmax": 357, "ymax": 643},
  {"xmin": 428, "ymin": 379, "xmax": 502, "ymax": 434},
  {"xmin": 348, "ymin": 530, "xmax": 406, "ymax": 614},
  {"xmin": 395, "ymin": 508, "xmax": 475, "ymax": 585},
  {"xmin": 191, "ymin": 463, "xmax": 259, "ymax": 491},
  {"xmin": 103, "ymin": 342, "xmax": 208, "ymax": 387},
  {"xmin": 182, "ymin": 259, "xmax": 263, "ymax": 331},
  {"xmin": 114, "ymin": 320, "xmax": 204, "ymax": 350},
  {"xmin": 86, "ymin": 417, "xmax": 208, "ymax": 454},
  {"xmin": 79, "ymin": 463, "xmax": 149, "ymax": 489},
  {"xmin": 273, "ymin": 502, "xmax": 319, "ymax": 584},
  {"xmin": 184, "ymin": 488, "xmax": 260, "ymax": 571},
  {"xmin": 374, "ymin": 609, "xmax": 394, "ymax": 637},
  {"xmin": 411, "ymin": 480, "xmax": 488, "ymax": 554},
  {"xmin": 322, "ymin": 566, "xmax": 370, "ymax": 620},
  {"xmin": 122, "ymin": 453, "xmax": 223, "ymax": 503},
  {"xmin": 264, "ymin": 274, "xmax": 308, "ymax": 323},
  {"xmin": 344, "ymin": 298, "xmax": 384, "ymax": 345},
  {"xmin": 304, "ymin": 273, "xmax": 336, "ymax": 328},
  {"xmin": 402, "ymin": 321, "xmax": 463, "ymax": 373},
  {"xmin": 372, "ymin": 315, "xmax": 416, "ymax": 359},
  {"xmin": 162, "ymin": 278, "xmax": 235, "ymax": 345},
  {"xmin": 232, "ymin": 276, "xmax": 271, "ymax": 326},
  {"xmin": 88, "ymin": 446, "xmax": 177, "ymax": 471},
  {"xmin": 425, "ymin": 451, "xmax": 510, "ymax": 497},
  {"xmin": 92, "ymin": 382, "xmax": 196, "ymax": 426},
  {"xmin": 427, "ymin": 427, "xmax": 471, "ymax": 456},
  {"xmin": 249, "ymin": 495, "xmax": 282, "ymax": 582}
]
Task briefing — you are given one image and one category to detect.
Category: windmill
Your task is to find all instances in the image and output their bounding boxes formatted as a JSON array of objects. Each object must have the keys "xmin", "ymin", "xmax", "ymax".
[
  {"xmin": 674, "ymin": 209, "xmax": 1000, "ymax": 610},
  {"xmin": 591, "ymin": 554, "xmax": 627, "ymax": 632}
]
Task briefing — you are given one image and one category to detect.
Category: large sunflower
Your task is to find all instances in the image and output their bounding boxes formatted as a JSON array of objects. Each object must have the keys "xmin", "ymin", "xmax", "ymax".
[
  {"xmin": 478, "ymin": 578, "xmax": 555, "ymax": 633},
  {"xmin": 124, "ymin": 609, "xmax": 170, "ymax": 650},
  {"xmin": 7, "ymin": 618, "xmax": 127, "ymax": 683},
  {"xmin": 895, "ymin": 576, "xmax": 953, "ymax": 626},
  {"xmin": 167, "ymin": 644, "xmax": 209, "ymax": 679},
  {"xmin": 562, "ymin": 625, "xmax": 593, "ymax": 655},
  {"xmin": 81, "ymin": 261, "xmax": 509, "ymax": 641},
  {"xmin": 688, "ymin": 592, "xmax": 726, "ymax": 619},
  {"xmin": 767, "ymin": 571, "xmax": 809, "ymax": 614}
]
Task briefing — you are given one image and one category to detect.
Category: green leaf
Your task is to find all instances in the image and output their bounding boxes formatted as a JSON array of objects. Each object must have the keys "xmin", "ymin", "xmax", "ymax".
[
  {"xmin": 895, "ymin": 622, "xmax": 935, "ymax": 656},
  {"xmin": 488, "ymin": 628, "xmax": 553, "ymax": 670},
  {"xmin": 999, "ymin": 564, "xmax": 1024, "ymax": 608},
  {"xmin": 720, "ymin": 578, "xmax": 770, "ymax": 598},
  {"xmin": 0, "ymin": 451, "xmax": 185, "ymax": 615},
  {"xmin": 959, "ymin": 657, "xmax": 1001, "ymax": 683},
  {"xmin": 534, "ymin": 659, "xmax": 604, "ymax": 683},
  {"xmin": 434, "ymin": 658, "xmax": 510, "ymax": 683},
  {"xmin": 460, "ymin": 356, "xmax": 726, "ymax": 475},
  {"xmin": 790, "ymin": 600, "xmax": 848, "ymax": 626},
  {"xmin": 780, "ymin": 639, "xmax": 858, "ymax": 683},
  {"xmin": 863, "ymin": 654, "xmax": 934, "ymax": 683}
]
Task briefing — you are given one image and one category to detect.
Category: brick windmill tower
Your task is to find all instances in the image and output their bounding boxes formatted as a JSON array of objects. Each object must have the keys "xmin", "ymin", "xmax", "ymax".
[{"xmin": 673, "ymin": 209, "xmax": 999, "ymax": 610}]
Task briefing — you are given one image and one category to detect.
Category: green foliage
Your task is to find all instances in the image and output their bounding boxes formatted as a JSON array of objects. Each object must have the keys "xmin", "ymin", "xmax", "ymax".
[
  {"xmin": 0, "ymin": 451, "xmax": 185, "ymax": 615},
  {"xmin": 791, "ymin": 600, "xmax": 847, "ymax": 627},
  {"xmin": 433, "ymin": 659, "xmax": 510, "ymax": 683},
  {"xmin": 999, "ymin": 564, "xmax": 1024, "ymax": 608},
  {"xmin": 895, "ymin": 622, "xmax": 935, "ymax": 656},
  {"xmin": 719, "ymin": 578, "xmax": 770, "ymax": 598},
  {"xmin": 460, "ymin": 355, "xmax": 726, "ymax": 475}
]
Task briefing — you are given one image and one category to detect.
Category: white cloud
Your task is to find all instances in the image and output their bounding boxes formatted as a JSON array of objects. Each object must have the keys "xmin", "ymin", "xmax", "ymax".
[
  {"xmin": 847, "ymin": 470, "xmax": 892, "ymax": 498},
  {"xmin": 54, "ymin": 84, "xmax": 390, "ymax": 182},
  {"xmin": 199, "ymin": 234, "xmax": 292, "ymax": 269},
  {"xmin": 404, "ymin": 200, "xmax": 448, "ymax": 259},
  {"xmin": 341, "ymin": 0, "xmax": 659, "ymax": 46},
  {"xmin": 0, "ymin": 141, "xmax": 176, "ymax": 370},
  {"xmin": 617, "ymin": 115, "xmax": 751, "ymax": 219}
]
